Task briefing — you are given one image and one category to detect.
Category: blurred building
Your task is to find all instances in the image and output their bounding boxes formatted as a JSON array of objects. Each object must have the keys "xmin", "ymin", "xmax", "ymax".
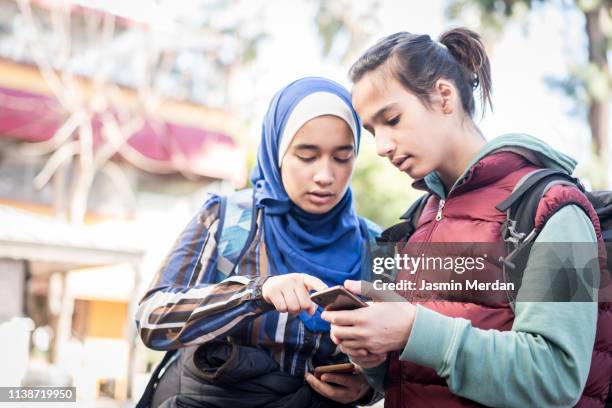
[{"xmin": 0, "ymin": 0, "xmax": 248, "ymax": 406}]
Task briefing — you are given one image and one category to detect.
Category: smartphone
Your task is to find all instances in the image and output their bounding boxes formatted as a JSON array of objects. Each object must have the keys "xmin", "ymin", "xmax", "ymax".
[
  {"xmin": 310, "ymin": 285, "xmax": 368, "ymax": 311},
  {"xmin": 313, "ymin": 362, "xmax": 356, "ymax": 379}
]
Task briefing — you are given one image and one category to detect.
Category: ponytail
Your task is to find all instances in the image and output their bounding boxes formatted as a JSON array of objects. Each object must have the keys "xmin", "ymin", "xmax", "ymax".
[
  {"xmin": 439, "ymin": 27, "xmax": 492, "ymax": 115},
  {"xmin": 349, "ymin": 27, "xmax": 493, "ymax": 118}
]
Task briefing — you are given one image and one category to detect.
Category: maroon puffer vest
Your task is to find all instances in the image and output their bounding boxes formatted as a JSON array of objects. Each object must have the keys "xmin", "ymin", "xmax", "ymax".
[{"xmin": 384, "ymin": 151, "xmax": 612, "ymax": 407}]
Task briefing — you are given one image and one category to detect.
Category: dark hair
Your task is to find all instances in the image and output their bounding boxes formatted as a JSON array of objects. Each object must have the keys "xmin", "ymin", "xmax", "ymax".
[{"xmin": 349, "ymin": 27, "xmax": 492, "ymax": 117}]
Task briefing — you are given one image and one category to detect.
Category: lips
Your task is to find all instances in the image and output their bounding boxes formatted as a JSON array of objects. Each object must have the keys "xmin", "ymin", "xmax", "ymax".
[
  {"xmin": 307, "ymin": 190, "xmax": 334, "ymax": 205},
  {"xmin": 391, "ymin": 155, "xmax": 412, "ymax": 170}
]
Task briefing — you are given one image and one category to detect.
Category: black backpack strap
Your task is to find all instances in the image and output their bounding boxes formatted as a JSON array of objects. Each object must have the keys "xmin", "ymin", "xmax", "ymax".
[
  {"xmin": 372, "ymin": 193, "xmax": 430, "ymax": 283},
  {"xmin": 496, "ymin": 169, "xmax": 568, "ymax": 211},
  {"xmin": 377, "ymin": 193, "xmax": 431, "ymax": 244},
  {"xmin": 496, "ymin": 169, "xmax": 580, "ymax": 231},
  {"xmin": 496, "ymin": 169, "xmax": 581, "ymax": 306},
  {"xmin": 135, "ymin": 349, "xmax": 178, "ymax": 408}
]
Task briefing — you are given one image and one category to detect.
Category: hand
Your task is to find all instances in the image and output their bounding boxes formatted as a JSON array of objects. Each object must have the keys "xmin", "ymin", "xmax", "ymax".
[
  {"xmin": 261, "ymin": 273, "xmax": 327, "ymax": 314},
  {"xmin": 322, "ymin": 280, "xmax": 417, "ymax": 355},
  {"xmin": 305, "ymin": 372, "xmax": 371, "ymax": 404},
  {"xmin": 349, "ymin": 351, "xmax": 387, "ymax": 369}
]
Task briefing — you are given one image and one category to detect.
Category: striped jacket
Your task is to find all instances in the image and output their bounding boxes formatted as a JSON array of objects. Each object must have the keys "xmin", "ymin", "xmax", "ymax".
[{"xmin": 135, "ymin": 189, "xmax": 380, "ymax": 377}]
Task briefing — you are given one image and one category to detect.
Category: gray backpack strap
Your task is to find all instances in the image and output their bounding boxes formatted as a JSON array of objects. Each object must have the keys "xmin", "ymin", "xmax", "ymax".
[{"xmin": 215, "ymin": 189, "xmax": 258, "ymax": 280}]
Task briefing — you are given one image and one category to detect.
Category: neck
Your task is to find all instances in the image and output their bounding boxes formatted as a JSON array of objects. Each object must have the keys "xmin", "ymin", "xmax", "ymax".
[{"xmin": 437, "ymin": 120, "xmax": 486, "ymax": 192}]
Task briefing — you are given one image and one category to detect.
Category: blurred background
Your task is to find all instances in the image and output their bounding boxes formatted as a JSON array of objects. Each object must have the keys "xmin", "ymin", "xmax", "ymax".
[{"xmin": 0, "ymin": 0, "xmax": 609, "ymax": 406}]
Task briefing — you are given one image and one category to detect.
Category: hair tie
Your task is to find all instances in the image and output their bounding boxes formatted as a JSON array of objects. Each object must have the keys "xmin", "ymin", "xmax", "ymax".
[{"xmin": 471, "ymin": 73, "xmax": 480, "ymax": 89}]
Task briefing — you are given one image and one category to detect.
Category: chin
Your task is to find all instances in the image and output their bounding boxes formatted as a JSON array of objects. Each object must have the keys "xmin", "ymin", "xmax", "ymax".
[
  {"xmin": 304, "ymin": 204, "xmax": 334, "ymax": 214},
  {"xmin": 406, "ymin": 165, "xmax": 430, "ymax": 180},
  {"xmin": 296, "ymin": 200, "xmax": 338, "ymax": 215},
  {"xmin": 406, "ymin": 170, "xmax": 423, "ymax": 179}
]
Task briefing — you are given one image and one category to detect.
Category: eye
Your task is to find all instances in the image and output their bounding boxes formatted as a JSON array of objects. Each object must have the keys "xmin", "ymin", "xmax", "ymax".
[
  {"xmin": 334, "ymin": 155, "xmax": 353, "ymax": 163},
  {"xmin": 296, "ymin": 155, "xmax": 316, "ymax": 162},
  {"xmin": 386, "ymin": 115, "xmax": 400, "ymax": 127}
]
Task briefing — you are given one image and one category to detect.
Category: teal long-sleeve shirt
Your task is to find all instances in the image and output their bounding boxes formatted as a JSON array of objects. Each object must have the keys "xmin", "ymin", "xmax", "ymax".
[{"xmin": 361, "ymin": 204, "xmax": 599, "ymax": 407}]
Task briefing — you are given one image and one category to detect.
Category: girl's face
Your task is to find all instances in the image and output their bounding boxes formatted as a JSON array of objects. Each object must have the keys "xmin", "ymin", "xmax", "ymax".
[
  {"xmin": 351, "ymin": 69, "xmax": 453, "ymax": 181},
  {"xmin": 281, "ymin": 115, "xmax": 355, "ymax": 214}
]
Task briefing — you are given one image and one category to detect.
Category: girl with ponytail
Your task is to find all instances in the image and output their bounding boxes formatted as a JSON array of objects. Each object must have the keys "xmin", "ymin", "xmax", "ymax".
[{"xmin": 323, "ymin": 27, "xmax": 610, "ymax": 407}]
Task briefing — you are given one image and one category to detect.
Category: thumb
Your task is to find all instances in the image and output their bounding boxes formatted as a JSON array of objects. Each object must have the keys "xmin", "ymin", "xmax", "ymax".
[
  {"xmin": 344, "ymin": 280, "xmax": 362, "ymax": 295},
  {"xmin": 307, "ymin": 301, "xmax": 318, "ymax": 315},
  {"xmin": 346, "ymin": 280, "xmax": 393, "ymax": 302}
]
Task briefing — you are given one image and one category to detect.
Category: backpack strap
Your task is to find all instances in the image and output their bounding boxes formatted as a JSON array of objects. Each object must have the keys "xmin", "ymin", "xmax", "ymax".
[
  {"xmin": 377, "ymin": 193, "xmax": 431, "ymax": 244},
  {"xmin": 372, "ymin": 193, "xmax": 430, "ymax": 283},
  {"xmin": 136, "ymin": 191, "xmax": 259, "ymax": 407},
  {"xmin": 134, "ymin": 349, "xmax": 179, "ymax": 408},
  {"xmin": 215, "ymin": 189, "xmax": 259, "ymax": 280},
  {"xmin": 587, "ymin": 191, "xmax": 612, "ymax": 242},
  {"xmin": 496, "ymin": 168, "xmax": 580, "ymax": 235},
  {"xmin": 495, "ymin": 169, "xmax": 581, "ymax": 306}
]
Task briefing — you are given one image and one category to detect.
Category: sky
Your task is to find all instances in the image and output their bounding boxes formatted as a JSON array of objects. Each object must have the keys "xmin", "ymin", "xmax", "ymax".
[
  {"xmin": 229, "ymin": 0, "xmax": 609, "ymax": 184},
  {"xmin": 41, "ymin": 0, "xmax": 612, "ymax": 185}
]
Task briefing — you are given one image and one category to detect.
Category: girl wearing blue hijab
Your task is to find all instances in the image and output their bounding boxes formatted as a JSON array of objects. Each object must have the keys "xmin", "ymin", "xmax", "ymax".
[
  {"xmin": 252, "ymin": 77, "xmax": 369, "ymax": 333},
  {"xmin": 137, "ymin": 77, "xmax": 381, "ymax": 407}
]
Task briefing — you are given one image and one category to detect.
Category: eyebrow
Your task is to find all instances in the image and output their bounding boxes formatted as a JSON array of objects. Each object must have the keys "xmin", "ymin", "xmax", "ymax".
[{"xmin": 292, "ymin": 144, "xmax": 355, "ymax": 152}]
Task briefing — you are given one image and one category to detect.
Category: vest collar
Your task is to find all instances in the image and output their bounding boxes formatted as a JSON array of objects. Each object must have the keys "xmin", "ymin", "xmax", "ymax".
[{"xmin": 412, "ymin": 150, "xmax": 533, "ymax": 198}]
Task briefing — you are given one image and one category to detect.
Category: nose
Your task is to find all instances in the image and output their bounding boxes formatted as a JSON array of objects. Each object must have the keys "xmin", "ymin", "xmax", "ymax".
[
  {"xmin": 313, "ymin": 160, "xmax": 334, "ymax": 186},
  {"xmin": 375, "ymin": 132, "xmax": 395, "ymax": 158}
]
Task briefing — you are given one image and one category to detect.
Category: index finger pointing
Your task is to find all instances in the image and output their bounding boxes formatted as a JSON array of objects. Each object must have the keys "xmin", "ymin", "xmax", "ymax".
[{"xmin": 302, "ymin": 275, "xmax": 328, "ymax": 292}]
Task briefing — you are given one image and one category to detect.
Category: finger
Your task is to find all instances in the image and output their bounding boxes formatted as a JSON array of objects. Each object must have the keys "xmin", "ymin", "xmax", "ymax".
[
  {"xmin": 295, "ymin": 286, "xmax": 316, "ymax": 315},
  {"xmin": 347, "ymin": 279, "xmax": 404, "ymax": 302},
  {"xmin": 356, "ymin": 280, "xmax": 392, "ymax": 302},
  {"xmin": 339, "ymin": 345, "xmax": 368, "ymax": 357},
  {"xmin": 353, "ymin": 357, "xmax": 386, "ymax": 369},
  {"xmin": 307, "ymin": 302, "xmax": 317, "ymax": 315},
  {"xmin": 305, "ymin": 372, "xmax": 341, "ymax": 398},
  {"xmin": 330, "ymin": 324, "xmax": 359, "ymax": 341},
  {"xmin": 321, "ymin": 310, "xmax": 357, "ymax": 325},
  {"xmin": 302, "ymin": 275, "xmax": 328, "ymax": 293},
  {"xmin": 282, "ymin": 288, "xmax": 302, "ymax": 314},
  {"xmin": 320, "ymin": 373, "xmax": 354, "ymax": 387},
  {"xmin": 359, "ymin": 280, "xmax": 377, "ymax": 299},
  {"xmin": 354, "ymin": 358, "xmax": 386, "ymax": 369},
  {"xmin": 369, "ymin": 355, "xmax": 387, "ymax": 363},
  {"xmin": 351, "ymin": 354, "xmax": 386, "ymax": 366},
  {"xmin": 339, "ymin": 339, "xmax": 371, "ymax": 351},
  {"xmin": 345, "ymin": 280, "xmax": 379, "ymax": 299},
  {"xmin": 270, "ymin": 293, "xmax": 287, "ymax": 313},
  {"xmin": 344, "ymin": 280, "xmax": 362, "ymax": 295},
  {"xmin": 330, "ymin": 331, "xmax": 341, "ymax": 345}
]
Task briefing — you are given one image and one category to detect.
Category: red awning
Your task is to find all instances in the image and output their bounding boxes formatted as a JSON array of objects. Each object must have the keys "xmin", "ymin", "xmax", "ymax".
[{"xmin": 0, "ymin": 86, "xmax": 246, "ymax": 186}]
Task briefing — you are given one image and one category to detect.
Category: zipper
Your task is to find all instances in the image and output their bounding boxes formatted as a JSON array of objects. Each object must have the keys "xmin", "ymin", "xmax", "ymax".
[
  {"xmin": 409, "ymin": 197, "xmax": 445, "ymax": 302},
  {"xmin": 435, "ymin": 199, "xmax": 446, "ymax": 221},
  {"xmin": 407, "ymin": 175, "xmax": 465, "ymax": 300}
]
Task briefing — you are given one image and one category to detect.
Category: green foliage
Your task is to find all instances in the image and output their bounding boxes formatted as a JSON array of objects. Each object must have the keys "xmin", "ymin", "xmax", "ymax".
[{"xmin": 351, "ymin": 136, "xmax": 421, "ymax": 228}]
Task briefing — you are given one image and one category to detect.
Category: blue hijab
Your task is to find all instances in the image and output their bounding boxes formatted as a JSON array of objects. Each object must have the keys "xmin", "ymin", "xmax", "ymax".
[{"xmin": 250, "ymin": 77, "xmax": 366, "ymax": 332}]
